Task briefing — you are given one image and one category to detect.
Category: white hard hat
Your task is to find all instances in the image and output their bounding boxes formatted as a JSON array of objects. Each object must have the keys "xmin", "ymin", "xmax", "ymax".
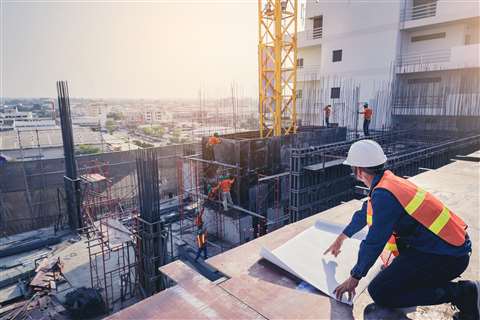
[{"xmin": 343, "ymin": 140, "xmax": 387, "ymax": 167}]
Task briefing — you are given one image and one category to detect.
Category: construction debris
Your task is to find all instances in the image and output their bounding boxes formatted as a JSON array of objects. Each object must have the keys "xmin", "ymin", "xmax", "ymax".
[
  {"xmin": 64, "ymin": 287, "xmax": 105, "ymax": 319},
  {"xmin": 30, "ymin": 257, "xmax": 65, "ymax": 291}
]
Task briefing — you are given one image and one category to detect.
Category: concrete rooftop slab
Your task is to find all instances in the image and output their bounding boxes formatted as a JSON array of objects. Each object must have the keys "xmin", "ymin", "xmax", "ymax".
[{"xmin": 108, "ymin": 156, "xmax": 479, "ymax": 319}]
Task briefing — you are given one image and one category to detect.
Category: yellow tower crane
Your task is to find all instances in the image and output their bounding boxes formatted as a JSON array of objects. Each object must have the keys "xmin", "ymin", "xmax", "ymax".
[{"xmin": 258, "ymin": 0, "xmax": 298, "ymax": 137}]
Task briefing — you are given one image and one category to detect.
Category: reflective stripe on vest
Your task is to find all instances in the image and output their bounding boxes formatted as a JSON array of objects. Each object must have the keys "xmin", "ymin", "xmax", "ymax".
[
  {"xmin": 197, "ymin": 233, "xmax": 206, "ymax": 247},
  {"xmin": 367, "ymin": 200, "xmax": 399, "ymax": 257},
  {"xmin": 373, "ymin": 170, "xmax": 467, "ymax": 247}
]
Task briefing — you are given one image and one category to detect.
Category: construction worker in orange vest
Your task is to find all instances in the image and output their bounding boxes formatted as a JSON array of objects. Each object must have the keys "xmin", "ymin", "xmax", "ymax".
[
  {"xmin": 206, "ymin": 132, "xmax": 221, "ymax": 161},
  {"xmin": 194, "ymin": 222, "xmax": 208, "ymax": 261},
  {"xmin": 207, "ymin": 132, "xmax": 221, "ymax": 147},
  {"xmin": 359, "ymin": 103, "xmax": 373, "ymax": 136},
  {"xmin": 212, "ymin": 175, "xmax": 235, "ymax": 211},
  {"xmin": 324, "ymin": 140, "xmax": 478, "ymax": 319},
  {"xmin": 324, "ymin": 104, "xmax": 332, "ymax": 128}
]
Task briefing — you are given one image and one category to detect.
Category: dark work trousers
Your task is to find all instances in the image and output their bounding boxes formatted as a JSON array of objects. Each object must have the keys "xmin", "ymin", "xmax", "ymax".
[
  {"xmin": 195, "ymin": 245, "xmax": 208, "ymax": 261},
  {"xmin": 363, "ymin": 119, "xmax": 371, "ymax": 136},
  {"xmin": 206, "ymin": 145, "xmax": 215, "ymax": 161},
  {"xmin": 368, "ymin": 248, "xmax": 470, "ymax": 308},
  {"xmin": 325, "ymin": 117, "xmax": 330, "ymax": 127}
]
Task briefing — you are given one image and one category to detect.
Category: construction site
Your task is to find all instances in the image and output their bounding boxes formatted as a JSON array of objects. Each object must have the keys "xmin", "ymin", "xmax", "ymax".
[{"xmin": 1, "ymin": 0, "xmax": 479, "ymax": 319}]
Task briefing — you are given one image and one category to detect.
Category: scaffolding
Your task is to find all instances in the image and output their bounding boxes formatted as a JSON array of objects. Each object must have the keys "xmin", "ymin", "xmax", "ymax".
[
  {"xmin": 80, "ymin": 160, "xmax": 138, "ymax": 312},
  {"xmin": 289, "ymin": 130, "xmax": 480, "ymax": 222},
  {"xmin": 257, "ymin": 172, "xmax": 290, "ymax": 235},
  {"xmin": 176, "ymin": 154, "xmax": 259, "ymax": 254}
]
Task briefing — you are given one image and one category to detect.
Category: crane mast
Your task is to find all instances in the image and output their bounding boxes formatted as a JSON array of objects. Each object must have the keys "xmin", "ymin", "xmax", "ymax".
[{"xmin": 258, "ymin": 0, "xmax": 298, "ymax": 137}]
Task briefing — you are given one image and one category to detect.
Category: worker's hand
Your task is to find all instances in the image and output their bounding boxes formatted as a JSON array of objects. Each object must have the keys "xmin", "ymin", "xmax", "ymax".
[
  {"xmin": 333, "ymin": 276, "xmax": 359, "ymax": 302},
  {"xmin": 323, "ymin": 233, "xmax": 347, "ymax": 257}
]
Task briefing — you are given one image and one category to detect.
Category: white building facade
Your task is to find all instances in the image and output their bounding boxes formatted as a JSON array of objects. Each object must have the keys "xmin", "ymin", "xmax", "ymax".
[{"xmin": 297, "ymin": 0, "xmax": 480, "ymax": 131}]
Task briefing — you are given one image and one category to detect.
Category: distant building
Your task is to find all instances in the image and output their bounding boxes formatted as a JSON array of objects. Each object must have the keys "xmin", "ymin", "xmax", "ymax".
[
  {"xmin": 1, "ymin": 108, "xmax": 33, "ymax": 120},
  {"xmin": 0, "ymin": 108, "xmax": 36, "ymax": 131},
  {"xmin": 15, "ymin": 119, "xmax": 57, "ymax": 129},
  {"xmin": 72, "ymin": 116, "xmax": 106, "ymax": 128},
  {"xmin": 144, "ymin": 108, "xmax": 163, "ymax": 123},
  {"xmin": 297, "ymin": 0, "xmax": 480, "ymax": 129},
  {"xmin": 0, "ymin": 127, "xmax": 106, "ymax": 160},
  {"xmin": 124, "ymin": 110, "xmax": 145, "ymax": 125}
]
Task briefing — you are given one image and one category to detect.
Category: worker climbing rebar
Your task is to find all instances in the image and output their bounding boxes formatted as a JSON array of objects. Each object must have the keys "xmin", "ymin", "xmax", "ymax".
[
  {"xmin": 212, "ymin": 175, "xmax": 235, "ymax": 211},
  {"xmin": 194, "ymin": 222, "xmax": 208, "ymax": 261},
  {"xmin": 358, "ymin": 103, "xmax": 373, "ymax": 136},
  {"xmin": 324, "ymin": 140, "xmax": 479, "ymax": 320}
]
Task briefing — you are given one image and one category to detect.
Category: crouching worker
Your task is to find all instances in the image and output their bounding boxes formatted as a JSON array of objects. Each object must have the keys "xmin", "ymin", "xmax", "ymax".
[
  {"xmin": 324, "ymin": 140, "xmax": 478, "ymax": 320},
  {"xmin": 195, "ymin": 222, "xmax": 208, "ymax": 261}
]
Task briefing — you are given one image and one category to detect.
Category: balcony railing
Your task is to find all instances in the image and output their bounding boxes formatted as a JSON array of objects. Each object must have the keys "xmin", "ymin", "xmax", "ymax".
[
  {"xmin": 299, "ymin": 26, "xmax": 323, "ymax": 43},
  {"xmin": 396, "ymin": 48, "xmax": 450, "ymax": 66},
  {"xmin": 401, "ymin": 1, "xmax": 437, "ymax": 21},
  {"xmin": 311, "ymin": 26, "xmax": 323, "ymax": 39},
  {"xmin": 297, "ymin": 66, "xmax": 322, "ymax": 79}
]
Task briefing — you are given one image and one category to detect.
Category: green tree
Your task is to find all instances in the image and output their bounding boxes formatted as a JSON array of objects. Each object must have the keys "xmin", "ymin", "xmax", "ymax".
[
  {"xmin": 132, "ymin": 140, "xmax": 154, "ymax": 148},
  {"xmin": 106, "ymin": 119, "xmax": 118, "ymax": 134},
  {"xmin": 141, "ymin": 127, "xmax": 153, "ymax": 135},
  {"xmin": 107, "ymin": 111, "xmax": 124, "ymax": 120},
  {"xmin": 76, "ymin": 144, "xmax": 101, "ymax": 155}
]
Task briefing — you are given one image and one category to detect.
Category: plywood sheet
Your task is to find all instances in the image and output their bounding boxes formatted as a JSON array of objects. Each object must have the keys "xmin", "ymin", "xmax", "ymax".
[{"xmin": 261, "ymin": 220, "xmax": 382, "ymax": 305}]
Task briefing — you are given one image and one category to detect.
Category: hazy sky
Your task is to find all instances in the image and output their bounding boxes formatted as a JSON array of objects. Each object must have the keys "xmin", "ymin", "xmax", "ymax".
[{"xmin": 1, "ymin": 0, "xmax": 259, "ymax": 99}]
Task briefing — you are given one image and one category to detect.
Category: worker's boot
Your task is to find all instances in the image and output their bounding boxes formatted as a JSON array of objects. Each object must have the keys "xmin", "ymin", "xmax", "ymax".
[{"xmin": 452, "ymin": 280, "xmax": 480, "ymax": 320}]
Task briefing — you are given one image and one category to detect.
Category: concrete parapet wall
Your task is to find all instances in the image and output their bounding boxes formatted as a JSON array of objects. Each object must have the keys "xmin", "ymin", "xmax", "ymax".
[{"xmin": 0, "ymin": 143, "xmax": 200, "ymax": 235}]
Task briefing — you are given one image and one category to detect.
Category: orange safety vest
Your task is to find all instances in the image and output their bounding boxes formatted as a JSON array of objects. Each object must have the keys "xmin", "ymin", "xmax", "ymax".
[
  {"xmin": 197, "ymin": 231, "xmax": 207, "ymax": 248},
  {"xmin": 363, "ymin": 108, "xmax": 373, "ymax": 120},
  {"xmin": 367, "ymin": 170, "xmax": 467, "ymax": 257},
  {"xmin": 208, "ymin": 136, "xmax": 221, "ymax": 146},
  {"xmin": 219, "ymin": 179, "xmax": 234, "ymax": 192}
]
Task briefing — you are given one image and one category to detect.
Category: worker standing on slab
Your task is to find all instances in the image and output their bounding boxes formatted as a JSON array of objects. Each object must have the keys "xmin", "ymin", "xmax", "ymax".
[
  {"xmin": 206, "ymin": 132, "xmax": 221, "ymax": 160},
  {"xmin": 358, "ymin": 103, "xmax": 373, "ymax": 136},
  {"xmin": 194, "ymin": 222, "xmax": 208, "ymax": 261},
  {"xmin": 207, "ymin": 132, "xmax": 221, "ymax": 147},
  {"xmin": 324, "ymin": 140, "xmax": 479, "ymax": 320},
  {"xmin": 324, "ymin": 104, "xmax": 332, "ymax": 128},
  {"xmin": 212, "ymin": 175, "xmax": 235, "ymax": 211}
]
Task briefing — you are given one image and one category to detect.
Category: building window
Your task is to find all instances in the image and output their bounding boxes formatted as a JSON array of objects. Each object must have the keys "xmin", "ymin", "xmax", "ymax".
[
  {"xmin": 412, "ymin": 0, "xmax": 437, "ymax": 20},
  {"xmin": 411, "ymin": 32, "xmax": 446, "ymax": 42},
  {"xmin": 330, "ymin": 87, "xmax": 340, "ymax": 99},
  {"xmin": 312, "ymin": 15, "xmax": 323, "ymax": 39},
  {"xmin": 297, "ymin": 89, "xmax": 303, "ymax": 99},
  {"xmin": 297, "ymin": 58, "xmax": 304, "ymax": 68},
  {"xmin": 332, "ymin": 50, "xmax": 342, "ymax": 62}
]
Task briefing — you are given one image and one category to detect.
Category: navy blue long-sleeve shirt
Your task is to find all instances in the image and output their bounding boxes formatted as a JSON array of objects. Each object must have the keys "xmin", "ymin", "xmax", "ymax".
[{"xmin": 342, "ymin": 172, "xmax": 472, "ymax": 279}]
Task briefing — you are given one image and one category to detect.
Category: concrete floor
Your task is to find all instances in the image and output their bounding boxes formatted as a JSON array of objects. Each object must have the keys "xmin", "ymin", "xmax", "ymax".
[{"xmin": 107, "ymin": 153, "xmax": 479, "ymax": 320}]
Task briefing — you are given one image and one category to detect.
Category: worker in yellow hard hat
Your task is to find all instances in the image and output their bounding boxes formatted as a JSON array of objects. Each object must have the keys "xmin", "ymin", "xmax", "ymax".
[{"xmin": 324, "ymin": 140, "xmax": 477, "ymax": 319}]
